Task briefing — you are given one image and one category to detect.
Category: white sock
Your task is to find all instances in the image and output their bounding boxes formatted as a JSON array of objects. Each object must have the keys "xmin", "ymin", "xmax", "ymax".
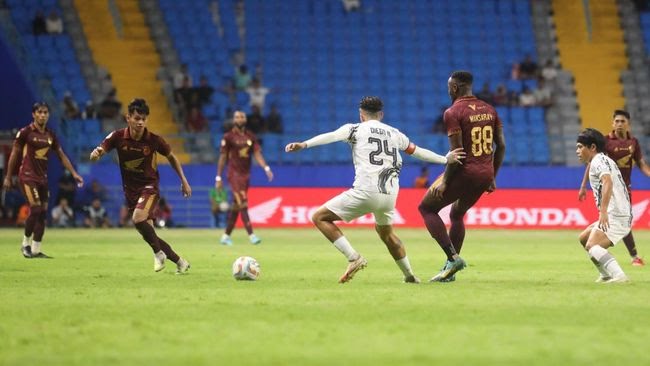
[
  {"xmin": 221, "ymin": 233, "xmax": 230, "ymax": 240},
  {"xmin": 155, "ymin": 250, "xmax": 166, "ymax": 261},
  {"xmin": 587, "ymin": 252, "xmax": 610, "ymax": 278},
  {"xmin": 22, "ymin": 235, "xmax": 32, "ymax": 247},
  {"xmin": 332, "ymin": 236, "xmax": 358, "ymax": 261},
  {"xmin": 31, "ymin": 241, "xmax": 41, "ymax": 254},
  {"xmin": 396, "ymin": 256, "xmax": 414, "ymax": 277},
  {"xmin": 589, "ymin": 246, "xmax": 625, "ymax": 278}
]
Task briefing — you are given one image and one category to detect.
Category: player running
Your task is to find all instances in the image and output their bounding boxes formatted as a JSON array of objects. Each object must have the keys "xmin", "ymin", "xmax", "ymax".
[
  {"xmin": 285, "ymin": 96, "xmax": 465, "ymax": 283},
  {"xmin": 579, "ymin": 110, "xmax": 650, "ymax": 266},
  {"xmin": 90, "ymin": 98, "xmax": 192, "ymax": 274},
  {"xmin": 418, "ymin": 71, "xmax": 506, "ymax": 283},
  {"xmin": 2, "ymin": 102, "xmax": 84, "ymax": 258}
]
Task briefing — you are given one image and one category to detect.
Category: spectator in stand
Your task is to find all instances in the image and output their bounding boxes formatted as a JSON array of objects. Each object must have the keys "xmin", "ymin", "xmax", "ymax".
[
  {"xmin": 220, "ymin": 77, "xmax": 237, "ymax": 105},
  {"xmin": 541, "ymin": 59, "xmax": 558, "ymax": 82},
  {"xmin": 493, "ymin": 84, "xmax": 509, "ymax": 106},
  {"xmin": 196, "ymin": 75, "xmax": 215, "ymax": 107},
  {"xmin": 51, "ymin": 198, "xmax": 74, "ymax": 228},
  {"xmin": 518, "ymin": 55, "xmax": 538, "ymax": 79},
  {"xmin": 186, "ymin": 106, "xmax": 208, "ymax": 132},
  {"xmin": 78, "ymin": 179, "xmax": 108, "ymax": 210},
  {"xmin": 99, "ymin": 89, "xmax": 122, "ymax": 119},
  {"xmin": 173, "ymin": 64, "xmax": 193, "ymax": 90},
  {"xmin": 155, "ymin": 197, "xmax": 173, "ymax": 228},
  {"xmin": 62, "ymin": 92, "xmax": 80, "ymax": 120},
  {"xmin": 246, "ymin": 77, "xmax": 270, "ymax": 110},
  {"xmin": 246, "ymin": 105, "xmax": 265, "ymax": 134},
  {"xmin": 45, "ymin": 10, "xmax": 63, "ymax": 34},
  {"xmin": 174, "ymin": 77, "xmax": 193, "ymax": 112},
  {"xmin": 32, "ymin": 10, "xmax": 46, "ymax": 35},
  {"xmin": 413, "ymin": 166, "xmax": 430, "ymax": 188},
  {"xmin": 532, "ymin": 78, "xmax": 553, "ymax": 107},
  {"xmin": 234, "ymin": 64, "xmax": 252, "ymax": 91},
  {"xmin": 519, "ymin": 87, "xmax": 536, "ymax": 107},
  {"xmin": 81, "ymin": 100, "xmax": 98, "ymax": 119},
  {"xmin": 476, "ymin": 83, "xmax": 493, "ymax": 104},
  {"xmin": 83, "ymin": 198, "xmax": 111, "ymax": 228},
  {"xmin": 266, "ymin": 104, "xmax": 283, "ymax": 134},
  {"xmin": 56, "ymin": 169, "xmax": 77, "ymax": 207}
]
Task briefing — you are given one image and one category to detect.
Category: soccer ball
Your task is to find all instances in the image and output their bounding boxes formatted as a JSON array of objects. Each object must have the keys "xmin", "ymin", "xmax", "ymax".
[
  {"xmin": 232, "ymin": 256, "xmax": 260, "ymax": 281},
  {"xmin": 219, "ymin": 201, "xmax": 230, "ymax": 211}
]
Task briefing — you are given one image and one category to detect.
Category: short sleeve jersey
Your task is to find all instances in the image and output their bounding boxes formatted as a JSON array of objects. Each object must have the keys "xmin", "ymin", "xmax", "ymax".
[
  {"xmin": 220, "ymin": 129, "xmax": 260, "ymax": 181},
  {"xmin": 444, "ymin": 96, "xmax": 503, "ymax": 179},
  {"xmin": 13, "ymin": 123, "xmax": 60, "ymax": 185},
  {"xmin": 343, "ymin": 120, "xmax": 410, "ymax": 195},
  {"xmin": 589, "ymin": 153, "xmax": 631, "ymax": 219},
  {"xmin": 100, "ymin": 128, "xmax": 171, "ymax": 191},
  {"xmin": 606, "ymin": 131, "xmax": 642, "ymax": 188}
]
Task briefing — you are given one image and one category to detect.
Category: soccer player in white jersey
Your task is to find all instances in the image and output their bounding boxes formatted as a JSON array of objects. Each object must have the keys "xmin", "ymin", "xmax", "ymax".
[
  {"xmin": 576, "ymin": 128, "xmax": 632, "ymax": 283},
  {"xmin": 285, "ymin": 96, "xmax": 465, "ymax": 283}
]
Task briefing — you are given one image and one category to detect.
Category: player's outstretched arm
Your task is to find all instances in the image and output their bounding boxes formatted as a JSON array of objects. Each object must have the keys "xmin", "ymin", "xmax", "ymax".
[
  {"xmin": 57, "ymin": 147, "xmax": 84, "ymax": 187},
  {"xmin": 2, "ymin": 144, "xmax": 20, "ymax": 189},
  {"xmin": 166, "ymin": 152, "xmax": 192, "ymax": 198},
  {"xmin": 286, "ymin": 124, "xmax": 351, "ymax": 153},
  {"xmin": 638, "ymin": 158, "xmax": 650, "ymax": 177},
  {"xmin": 407, "ymin": 143, "xmax": 465, "ymax": 165},
  {"xmin": 578, "ymin": 163, "xmax": 590, "ymax": 201}
]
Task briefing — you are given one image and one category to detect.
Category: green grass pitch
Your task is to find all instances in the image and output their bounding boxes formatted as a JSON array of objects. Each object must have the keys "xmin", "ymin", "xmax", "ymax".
[{"xmin": 1, "ymin": 228, "xmax": 649, "ymax": 365}]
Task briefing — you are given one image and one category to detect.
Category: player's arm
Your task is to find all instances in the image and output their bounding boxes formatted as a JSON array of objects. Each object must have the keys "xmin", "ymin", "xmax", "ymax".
[
  {"xmin": 2, "ymin": 144, "xmax": 21, "ymax": 189},
  {"xmin": 636, "ymin": 157, "xmax": 650, "ymax": 177},
  {"xmin": 441, "ymin": 132, "xmax": 463, "ymax": 184},
  {"xmin": 404, "ymin": 142, "xmax": 465, "ymax": 165},
  {"xmin": 56, "ymin": 147, "xmax": 84, "ymax": 187},
  {"xmin": 215, "ymin": 152, "xmax": 227, "ymax": 190},
  {"xmin": 285, "ymin": 124, "xmax": 351, "ymax": 152},
  {"xmin": 492, "ymin": 125, "xmax": 506, "ymax": 177},
  {"xmin": 598, "ymin": 173, "xmax": 613, "ymax": 231},
  {"xmin": 578, "ymin": 163, "xmax": 590, "ymax": 201},
  {"xmin": 165, "ymin": 152, "xmax": 192, "ymax": 198},
  {"xmin": 253, "ymin": 149, "xmax": 273, "ymax": 181}
]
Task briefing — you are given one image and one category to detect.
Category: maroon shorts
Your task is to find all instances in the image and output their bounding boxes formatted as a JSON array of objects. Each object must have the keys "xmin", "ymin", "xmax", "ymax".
[
  {"xmin": 124, "ymin": 187, "xmax": 159, "ymax": 220},
  {"xmin": 228, "ymin": 176, "xmax": 250, "ymax": 205},
  {"xmin": 424, "ymin": 172, "xmax": 492, "ymax": 212},
  {"xmin": 19, "ymin": 178, "xmax": 49, "ymax": 207}
]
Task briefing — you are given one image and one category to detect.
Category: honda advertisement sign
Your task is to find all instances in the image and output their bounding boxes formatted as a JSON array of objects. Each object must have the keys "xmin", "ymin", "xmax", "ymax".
[{"xmin": 245, "ymin": 188, "xmax": 650, "ymax": 229}]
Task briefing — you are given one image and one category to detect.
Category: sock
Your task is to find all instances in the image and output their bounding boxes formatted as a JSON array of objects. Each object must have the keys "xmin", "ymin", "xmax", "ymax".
[
  {"xmin": 622, "ymin": 232, "xmax": 638, "ymax": 258},
  {"xmin": 33, "ymin": 210, "xmax": 46, "ymax": 242},
  {"xmin": 396, "ymin": 256, "xmax": 414, "ymax": 277},
  {"xmin": 135, "ymin": 221, "xmax": 161, "ymax": 253},
  {"xmin": 24, "ymin": 211, "xmax": 38, "ymax": 238},
  {"xmin": 588, "ymin": 253, "xmax": 610, "ymax": 278},
  {"xmin": 32, "ymin": 240, "xmax": 41, "ymax": 254},
  {"xmin": 158, "ymin": 238, "xmax": 180, "ymax": 263},
  {"xmin": 419, "ymin": 205, "xmax": 457, "ymax": 261},
  {"xmin": 22, "ymin": 235, "xmax": 32, "ymax": 247},
  {"xmin": 589, "ymin": 246, "xmax": 625, "ymax": 279},
  {"xmin": 449, "ymin": 208, "xmax": 466, "ymax": 254},
  {"xmin": 225, "ymin": 209, "xmax": 239, "ymax": 235},
  {"xmin": 332, "ymin": 236, "xmax": 358, "ymax": 261},
  {"xmin": 240, "ymin": 208, "xmax": 254, "ymax": 235}
]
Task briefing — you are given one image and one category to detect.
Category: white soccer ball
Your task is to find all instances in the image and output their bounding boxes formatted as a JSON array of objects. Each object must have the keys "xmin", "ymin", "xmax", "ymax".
[
  {"xmin": 232, "ymin": 256, "xmax": 260, "ymax": 281},
  {"xmin": 219, "ymin": 201, "xmax": 230, "ymax": 211}
]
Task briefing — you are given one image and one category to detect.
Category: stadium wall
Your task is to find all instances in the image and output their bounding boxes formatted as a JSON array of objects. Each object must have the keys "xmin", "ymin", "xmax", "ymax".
[
  {"xmin": 0, "ymin": 34, "xmax": 37, "ymax": 130},
  {"xmin": 83, "ymin": 163, "xmax": 650, "ymax": 190}
]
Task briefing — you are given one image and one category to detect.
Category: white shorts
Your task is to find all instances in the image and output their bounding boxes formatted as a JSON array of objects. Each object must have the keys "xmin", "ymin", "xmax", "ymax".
[
  {"xmin": 589, "ymin": 216, "xmax": 631, "ymax": 245},
  {"xmin": 324, "ymin": 188, "xmax": 397, "ymax": 226}
]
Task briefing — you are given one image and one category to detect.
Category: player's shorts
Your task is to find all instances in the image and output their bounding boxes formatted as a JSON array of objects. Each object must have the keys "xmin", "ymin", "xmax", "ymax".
[
  {"xmin": 426, "ymin": 172, "xmax": 492, "ymax": 211},
  {"xmin": 324, "ymin": 188, "xmax": 397, "ymax": 226},
  {"xmin": 589, "ymin": 216, "xmax": 632, "ymax": 245},
  {"xmin": 228, "ymin": 175, "xmax": 250, "ymax": 205},
  {"xmin": 124, "ymin": 186, "xmax": 159, "ymax": 220},
  {"xmin": 19, "ymin": 179, "xmax": 49, "ymax": 207}
]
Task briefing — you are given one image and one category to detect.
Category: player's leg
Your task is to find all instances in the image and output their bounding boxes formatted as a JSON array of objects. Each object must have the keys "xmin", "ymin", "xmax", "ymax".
[
  {"xmin": 315, "ymin": 189, "xmax": 369, "ymax": 283},
  {"xmin": 449, "ymin": 184, "xmax": 488, "ymax": 254},
  {"xmin": 19, "ymin": 182, "xmax": 42, "ymax": 258},
  {"xmin": 30, "ymin": 184, "xmax": 51, "ymax": 258},
  {"xmin": 418, "ymin": 176, "xmax": 459, "ymax": 262},
  {"xmin": 236, "ymin": 187, "xmax": 261, "ymax": 244},
  {"xmin": 375, "ymin": 224, "xmax": 419, "ymax": 283},
  {"xmin": 622, "ymin": 232, "xmax": 644, "ymax": 266},
  {"xmin": 579, "ymin": 223, "xmax": 610, "ymax": 281},
  {"xmin": 221, "ymin": 187, "xmax": 243, "ymax": 245},
  {"xmin": 585, "ymin": 224, "xmax": 628, "ymax": 283}
]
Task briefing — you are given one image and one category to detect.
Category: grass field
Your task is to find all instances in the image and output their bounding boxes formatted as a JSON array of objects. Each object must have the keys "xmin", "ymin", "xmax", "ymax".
[{"xmin": 1, "ymin": 227, "xmax": 649, "ymax": 365}]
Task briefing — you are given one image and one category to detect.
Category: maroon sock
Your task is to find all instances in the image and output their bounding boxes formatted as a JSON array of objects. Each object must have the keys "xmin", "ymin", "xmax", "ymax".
[
  {"xmin": 225, "ymin": 209, "xmax": 239, "ymax": 235},
  {"xmin": 240, "ymin": 208, "xmax": 253, "ymax": 235},
  {"xmin": 623, "ymin": 232, "xmax": 638, "ymax": 257},
  {"xmin": 135, "ymin": 221, "xmax": 161, "ymax": 253},
  {"xmin": 32, "ymin": 211, "xmax": 47, "ymax": 242},
  {"xmin": 449, "ymin": 209, "xmax": 466, "ymax": 254},
  {"xmin": 158, "ymin": 237, "xmax": 180, "ymax": 263},
  {"xmin": 418, "ymin": 204, "xmax": 457, "ymax": 261},
  {"xmin": 24, "ymin": 209, "xmax": 39, "ymax": 238}
]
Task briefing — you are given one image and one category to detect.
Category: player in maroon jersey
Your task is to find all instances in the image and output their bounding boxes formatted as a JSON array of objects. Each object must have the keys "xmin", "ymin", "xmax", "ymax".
[
  {"xmin": 2, "ymin": 102, "xmax": 84, "ymax": 258},
  {"xmin": 215, "ymin": 110, "xmax": 273, "ymax": 245},
  {"xmin": 579, "ymin": 110, "xmax": 650, "ymax": 266},
  {"xmin": 418, "ymin": 71, "xmax": 506, "ymax": 282},
  {"xmin": 89, "ymin": 99, "xmax": 192, "ymax": 274}
]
